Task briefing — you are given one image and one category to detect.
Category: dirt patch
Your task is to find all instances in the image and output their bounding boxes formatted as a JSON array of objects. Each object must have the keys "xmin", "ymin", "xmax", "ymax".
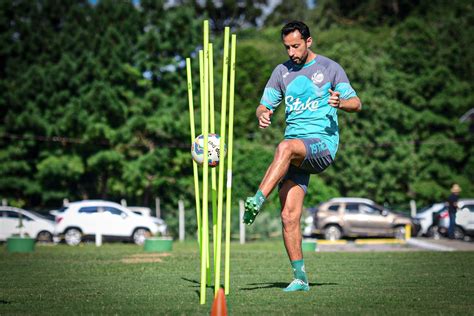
[
  {"xmin": 122, "ymin": 257, "xmax": 164, "ymax": 264},
  {"xmin": 121, "ymin": 252, "xmax": 171, "ymax": 264},
  {"xmin": 129, "ymin": 253, "xmax": 171, "ymax": 258}
]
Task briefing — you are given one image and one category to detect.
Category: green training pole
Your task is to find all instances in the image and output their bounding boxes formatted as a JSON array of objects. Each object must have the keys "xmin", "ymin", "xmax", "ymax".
[
  {"xmin": 224, "ymin": 34, "xmax": 237, "ymax": 295},
  {"xmin": 209, "ymin": 42, "xmax": 218, "ymax": 273},
  {"xmin": 214, "ymin": 27, "xmax": 230, "ymax": 296},
  {"xmin": 186, "ymin": 58, "xmax": 201, "ymax": 249},
  {"xmin": 200, "ymin": 19, "xmax": 210, "ymax": 305}
]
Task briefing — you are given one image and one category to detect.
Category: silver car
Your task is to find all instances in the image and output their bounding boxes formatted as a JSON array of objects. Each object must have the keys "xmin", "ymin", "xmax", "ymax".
[{"xmin": 306, "ymin": 197, "xmax": 416, "ymax": 240}]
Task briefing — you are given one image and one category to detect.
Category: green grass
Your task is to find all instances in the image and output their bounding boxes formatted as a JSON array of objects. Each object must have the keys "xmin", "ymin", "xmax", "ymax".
[{"xmin": 1, "ymin": 240, "xmax": 473, "ymax": 315}]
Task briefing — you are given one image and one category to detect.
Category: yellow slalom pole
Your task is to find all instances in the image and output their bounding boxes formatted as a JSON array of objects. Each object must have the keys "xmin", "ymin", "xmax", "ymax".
[
  {"xmin": 209, "ymin": 43, "xmax": 218, "ymax": 274},
  {"xmin": 224, "ymin": 34, "xmax": 236, "ymax": 295},
  {"xmin": 198, "ymin": 50, "xmax": 205, "ymax": 259},
  {"xmin": 200, "ymin": 19, "xmax": 210, "ymax": 305},
  {"xmin": 203, "ymin": 20, "xmax": 212, "ymax": 288},
  {"xmin": 215, "ymin": 27, "xmax": 230, "ymax": 296},
  {"xmin": 186, "ymin": 58, "xmax": 201, "ymax": 249},
  {"xmin": 199, "ymin": 51, "xmax": 205, "ymax": 134}
]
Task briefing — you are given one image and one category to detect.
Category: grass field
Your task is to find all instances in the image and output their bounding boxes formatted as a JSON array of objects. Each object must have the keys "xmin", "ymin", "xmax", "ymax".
[{"xmin": 1, "ymin": 240, "xmax": 473, "ymax": 315}]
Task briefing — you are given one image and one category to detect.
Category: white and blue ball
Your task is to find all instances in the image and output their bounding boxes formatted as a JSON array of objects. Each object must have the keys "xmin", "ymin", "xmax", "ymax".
[{"xmin": 191, "ymin": 134, "xmax": 226, "ymax": 167}]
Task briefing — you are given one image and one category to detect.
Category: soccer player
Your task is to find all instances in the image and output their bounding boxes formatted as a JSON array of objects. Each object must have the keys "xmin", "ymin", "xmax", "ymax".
[{"xmin": 243, "ymin": 21, "xmax": 361, "ymax": 292}]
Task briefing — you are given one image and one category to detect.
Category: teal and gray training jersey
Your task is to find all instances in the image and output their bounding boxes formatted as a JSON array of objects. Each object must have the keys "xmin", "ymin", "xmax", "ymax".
[{"xmin": 260, "ymin": 54, "xmax": 357, "ymax": 159}]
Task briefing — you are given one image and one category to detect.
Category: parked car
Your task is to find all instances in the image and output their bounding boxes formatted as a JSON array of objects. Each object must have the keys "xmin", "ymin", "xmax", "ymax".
[
  {"xmin": 305, "ymin": 197, "xmax": 419, "ymax": 240},
  {"xmin": 414, "ymin": 203, "xmax": 449, "ymax": 239},
  {"xmin": 415, "ymin": 199, "xmax": 474, "ymax": 240},
  {"xmin": 454, "ymin": 199, "xmax": 474, "ymax": 240},
  {"xmin": 0, "ymin": 206, "xmax": 55, "ymax": 242},
  {"xmin": 128, "ymin": 206, "xmax": 167, "ymax": 236},
  {"xmin": 54, "ymin": 200, "xmax": 162, "ymax": 246}
]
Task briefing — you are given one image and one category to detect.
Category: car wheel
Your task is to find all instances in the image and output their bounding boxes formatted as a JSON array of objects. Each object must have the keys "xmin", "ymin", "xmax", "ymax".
[
  {"xmin": 454, "ymin": 226, "xmax": 465, "ymax": 240},
  {"xmin": 36, "ymin": 231, "xmax": 53, "ymax": 243},
  {"xmin": 65, "ymin": 228, "xmax": 82, "ymax": 246},
  {"xmin": 394, "ymin": 226, "xmax": 406, "ymax": 239},
  {"xmin": 324, "ymin": 225, "xmax": 342, "ymax": 241},
  {"xmin": 132, "ymin": 228, "xmax": 151, "ymax": 245},
  {"xmin": 427, "ymin": 225, "xmax": 442, "ymax": 240}
]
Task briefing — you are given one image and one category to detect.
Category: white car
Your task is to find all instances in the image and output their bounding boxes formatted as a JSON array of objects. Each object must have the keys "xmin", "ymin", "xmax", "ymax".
[
  {"xmin": 454, "ymin": 199, "xmax": 474, "ymax": 240},
  {"xmin": 414, "ymin": 203, "xmax": 449, "ymax": 238},
  {"xmin": 128, "ymin": 206, "xmax": 167, "ymax": 236},
  {"xmin": 0, "ymin": 206, "xmax": 55, "ymax": 242},
  {"xmin": 54, "ymin": 200, "xmax": 161, "ymax": 246}
]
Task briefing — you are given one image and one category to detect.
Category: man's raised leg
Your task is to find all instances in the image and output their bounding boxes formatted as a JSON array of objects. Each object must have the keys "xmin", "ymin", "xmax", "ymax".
[{"xmin": 243, "ymin": 139, "xmax": 306, "ymax": 225}]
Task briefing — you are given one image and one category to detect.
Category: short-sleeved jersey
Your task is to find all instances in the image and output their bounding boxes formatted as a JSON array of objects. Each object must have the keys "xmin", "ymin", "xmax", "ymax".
[{"xmin": 260, "ymin": 54, "xmax": 357, "ymax": 159}]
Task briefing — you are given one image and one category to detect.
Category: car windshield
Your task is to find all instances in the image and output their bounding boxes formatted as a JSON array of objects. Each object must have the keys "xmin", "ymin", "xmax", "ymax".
[
  {"xmin": 29, "ymin": 211, "xmax": 54, "ymax": 221},
  {"xmin": 55, "ymin": 206, "xmax": 68, "ymax": 213},
  {"xmin": 372, "ymin": 204, "xmax": 385, "ymax": 212},
  {"xmin": 417, "ymin": 204, "xmax": 434, "ymax": 213}
]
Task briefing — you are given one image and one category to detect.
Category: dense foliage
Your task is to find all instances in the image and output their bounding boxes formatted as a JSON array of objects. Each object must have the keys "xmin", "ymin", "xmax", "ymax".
[{"xmin": 1, "ymin": 0, "xmax": 472, "ymax": 236}]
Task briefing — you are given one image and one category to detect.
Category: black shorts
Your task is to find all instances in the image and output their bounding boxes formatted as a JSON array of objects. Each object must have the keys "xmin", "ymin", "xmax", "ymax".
[{"xmin": 279, "ymin": 138, "xmax": 334, "ymax": 193}]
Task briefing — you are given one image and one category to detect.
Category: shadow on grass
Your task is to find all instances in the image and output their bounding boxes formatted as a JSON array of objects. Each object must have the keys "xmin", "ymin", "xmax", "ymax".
[
  {"xmin": 240, "ymin": 281, "xmax": 338, "ymax": 291},
  {"xmin": 181, "ymin": 277, "xmax": 216, "ymax": 298},
  {"xmin": 182, "ymin": 277, "xmax": 215, "ymax": 288}
]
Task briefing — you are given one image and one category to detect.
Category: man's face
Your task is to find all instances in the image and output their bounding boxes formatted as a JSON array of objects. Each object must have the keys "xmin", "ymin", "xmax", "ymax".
[{"xmin": 282, "ymin": 30, "xmax": 312, "ymax": 65}]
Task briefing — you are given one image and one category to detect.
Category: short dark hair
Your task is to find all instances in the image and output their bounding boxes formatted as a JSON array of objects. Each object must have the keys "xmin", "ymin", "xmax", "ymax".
[{"xmin": 281, "ymin": 21, "xmax": 311, "ymax": 40}]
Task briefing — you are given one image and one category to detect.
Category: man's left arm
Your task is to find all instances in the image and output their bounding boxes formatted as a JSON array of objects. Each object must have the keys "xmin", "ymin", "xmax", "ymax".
[{"xmin": 328, "ymin": 89, "xmax": 362, "ymax": 112}]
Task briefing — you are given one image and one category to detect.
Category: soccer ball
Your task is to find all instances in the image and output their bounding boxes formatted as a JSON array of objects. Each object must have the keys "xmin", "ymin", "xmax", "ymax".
[{"xmin": 191, "ymin": 134, "xmax": 226, "ymax": 167}]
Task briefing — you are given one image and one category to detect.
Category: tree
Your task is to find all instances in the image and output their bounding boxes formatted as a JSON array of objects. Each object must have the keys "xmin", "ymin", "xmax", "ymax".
[{"xmin": 186, "ymin": 0, "xmax": 269, "ymax": 31}]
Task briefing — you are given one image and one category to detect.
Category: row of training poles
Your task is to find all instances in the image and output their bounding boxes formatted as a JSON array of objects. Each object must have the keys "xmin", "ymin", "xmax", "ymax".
[{"xmin": 186, "ymin": 20, "xmax": 237, "ymax": 305}]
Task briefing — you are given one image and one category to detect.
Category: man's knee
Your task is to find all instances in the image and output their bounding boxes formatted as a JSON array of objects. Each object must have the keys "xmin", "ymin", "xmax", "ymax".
[
  {"xmin": 281, "ymin": 208, "xmax": 301, "ymax": 229},
  {"xmin": 275, "ymin": 140, "xmax": 304, "ymax": 160},
  {"xmin": 275, "ymin": 140, "xmax": 292, "ymax": 158}
]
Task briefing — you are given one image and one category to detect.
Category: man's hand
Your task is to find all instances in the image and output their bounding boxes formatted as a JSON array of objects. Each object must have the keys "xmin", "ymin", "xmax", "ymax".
[
  {"xmin": 328, "ymin": 89, "xmax": 362, "ymax": 112},
  {"xmin": 257, "ymin": 106, "xmax": 273, "ymax": 129},
  {"xmin": 328, "ymin": 89, "xmax": 341, "ymax": 108}
]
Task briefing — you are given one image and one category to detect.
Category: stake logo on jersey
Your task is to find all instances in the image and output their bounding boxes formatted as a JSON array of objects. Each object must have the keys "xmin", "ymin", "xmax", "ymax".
[
  {"xmin": 259, "ymin": 55, "xmax": 357, "ymax": 159},
  {"xmin": 285, "ymin": 95, "xmax": 318, "ymax": 114}
]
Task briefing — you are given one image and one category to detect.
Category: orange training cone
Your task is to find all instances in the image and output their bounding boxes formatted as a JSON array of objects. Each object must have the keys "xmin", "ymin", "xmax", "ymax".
[{"xmin": 210, "ymin": 288, "xmax": 228, "ymax": 316}]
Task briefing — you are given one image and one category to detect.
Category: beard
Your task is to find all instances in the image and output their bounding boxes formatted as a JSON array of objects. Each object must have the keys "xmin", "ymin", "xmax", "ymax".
[{"xmin": 291, "ymin": 51, "xmax": 309, "ymax": 65}]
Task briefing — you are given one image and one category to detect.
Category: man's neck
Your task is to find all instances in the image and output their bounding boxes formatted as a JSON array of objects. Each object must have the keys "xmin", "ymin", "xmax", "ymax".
[{"xmin": 304, "ymin": 50, "xmax": 316, "ymax": 64}]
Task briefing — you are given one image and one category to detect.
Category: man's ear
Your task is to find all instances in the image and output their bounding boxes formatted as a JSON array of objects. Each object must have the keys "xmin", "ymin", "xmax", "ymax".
[{"xmin": 306, "ymin": 36, "xmax": 313, "ymax": 48}]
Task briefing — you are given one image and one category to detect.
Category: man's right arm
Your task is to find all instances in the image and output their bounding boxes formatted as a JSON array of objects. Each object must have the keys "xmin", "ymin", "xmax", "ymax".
[{"xmin": 256, "ymin": 105, "xmax": 273, "ymax": 129}]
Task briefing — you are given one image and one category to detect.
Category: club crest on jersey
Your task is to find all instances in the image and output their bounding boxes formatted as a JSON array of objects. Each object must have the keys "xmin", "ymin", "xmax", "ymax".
[{"xmin": 311, "ymin": 71, "xmax": 324, "ymax": 84}]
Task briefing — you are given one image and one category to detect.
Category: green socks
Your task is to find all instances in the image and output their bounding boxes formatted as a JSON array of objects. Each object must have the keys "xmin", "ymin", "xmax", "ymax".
[
  {"xmin": 254, "ymin": 190, "xmax": 266, "ymax": 209},
  {"xmin": 291, "ymin": 259, "xmax": 308, "ymax": 283},
  {"xmin": 283, "ymin": 259, "xmax": 309, "ymax": 292}
]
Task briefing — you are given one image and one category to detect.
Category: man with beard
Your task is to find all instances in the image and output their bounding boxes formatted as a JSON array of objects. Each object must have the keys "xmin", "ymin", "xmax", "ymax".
[{"xmin": 243, "ymin": 21, "xmax": 362, "ymax": 292}]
